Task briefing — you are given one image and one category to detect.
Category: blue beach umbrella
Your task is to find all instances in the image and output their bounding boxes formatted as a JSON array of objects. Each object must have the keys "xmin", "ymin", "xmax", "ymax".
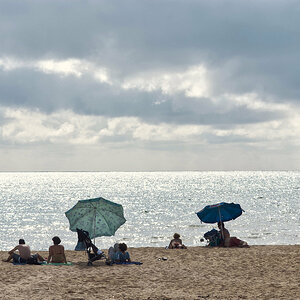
[
  {"xmin": 196, "ymin": 202, "xmax": 244, "ymax": 224},
  {"xmin": 65, "ymin": 197, "xmax": 126, "ymax": 240}
]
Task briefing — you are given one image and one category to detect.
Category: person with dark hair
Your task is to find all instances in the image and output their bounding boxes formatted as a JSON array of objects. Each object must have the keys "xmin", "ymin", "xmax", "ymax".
[
  {"xmin": 168, "ymin": 233, "xmax": 187, "ymax": 249},
  {"xmin": 218, "ymin": 222, "xmax": 249, "ymax": 247},
  {"xmin": 115, "ymin": 243, "xmax": 131, "ymax": 263},
  {"xmin": 47, "ymin": 236, "xmax": 67, "ymax": 264},
  {"xmin": 2, "ymin": 239, "xmax": 45, "ymax": 263}
]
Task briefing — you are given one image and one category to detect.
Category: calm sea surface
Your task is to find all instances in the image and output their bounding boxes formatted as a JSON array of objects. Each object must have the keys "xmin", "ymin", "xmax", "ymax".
[{"xmin": 0, "ymin": 171, "xmax": 299, "ymax": 251}]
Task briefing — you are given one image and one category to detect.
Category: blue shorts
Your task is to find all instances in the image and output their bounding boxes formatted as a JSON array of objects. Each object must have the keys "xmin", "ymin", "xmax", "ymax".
[{"xmin": 12, "ymin": 253, "xmax": 28, "ymax": 264}]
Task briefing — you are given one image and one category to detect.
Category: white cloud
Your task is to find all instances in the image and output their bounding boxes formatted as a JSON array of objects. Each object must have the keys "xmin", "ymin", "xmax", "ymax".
[
  {"xmin": 0, "ymin": 104, "xmax": 299, "ymax": 171},
  {"xmin": 0, "ymin": 57, "xmax": 27, "ymax": 70},
  {"xmin": 94, "ymin": 69, "xmax": 112, "ymax": 84},
  {"xmin": 36, "ymin": 59, "xmax": 86, "ymax": 77},
  {"xmin": 225, "ymin": 93, "xmax": 291, "ymax": 112},
  {"xmin": 0, "ymin": 56, "xmax": 112, "ymax": 84},
  {"xmin": 36, "ymin": 58, "xmax": 112, "ymax": 84},
  {"xmin": 122, "ymin": 65, "xmax": 210, "ymax": 98},
  {"xmin": 1, "ymin": 104, "xmax": 299, "ymax": 147},
  {"xmin": 0, "ymin": 107, "xmax": 205, "ymax": 145},
  {"xmin": 1, "ymin": 108, "xmax": 99, "ymax": 144},
  {"xmin": 211, "ymin": 104, "xmax": 300, "ymax": 145}
]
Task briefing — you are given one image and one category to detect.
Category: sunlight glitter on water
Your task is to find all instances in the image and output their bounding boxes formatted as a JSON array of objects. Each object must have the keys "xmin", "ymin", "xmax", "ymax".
[{"xmin": 0, "ymin": 171, "xmax": 299, "ymax": 250}]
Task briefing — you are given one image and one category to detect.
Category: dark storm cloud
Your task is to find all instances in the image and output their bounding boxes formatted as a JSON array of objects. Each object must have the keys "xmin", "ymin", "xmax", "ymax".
[
  {"xmin": 0, "ymin": 0, "xmax": 299, "ymax": 125},
  {"xmin": 1, "ymin": 0, "xmax": 299, "ymax": 66},
  {"xmin": 0, "ymin": 67, "xmax": 287, "ymax": 126}
]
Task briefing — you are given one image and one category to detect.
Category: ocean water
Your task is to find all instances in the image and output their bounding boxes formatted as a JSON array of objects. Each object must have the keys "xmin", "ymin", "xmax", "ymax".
[{"xmin": 0, "ymin": 171, "xmax": 299, "ymax": 251}]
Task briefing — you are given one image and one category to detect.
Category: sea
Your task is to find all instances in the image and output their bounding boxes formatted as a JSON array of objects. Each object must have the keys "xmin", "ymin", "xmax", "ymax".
[{"xmin": 0, "ymin": 171, "xmax": 299, "ymax": 251}]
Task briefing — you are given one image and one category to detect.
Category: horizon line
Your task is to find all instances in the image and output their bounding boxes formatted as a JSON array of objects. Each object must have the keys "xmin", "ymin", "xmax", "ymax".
[{"xmin": 0, "ymin": 170, "xmax": 299, "ymax": 173}]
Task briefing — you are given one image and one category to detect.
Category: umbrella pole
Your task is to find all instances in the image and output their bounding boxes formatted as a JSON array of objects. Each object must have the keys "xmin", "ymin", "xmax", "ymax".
[
  {"xmin": 218, "ymin": 207, "xmax": 224, "ymax": 240},
  {"xmin": 93, "ymin": 207, "xmax": 96, "ymax": 245}
]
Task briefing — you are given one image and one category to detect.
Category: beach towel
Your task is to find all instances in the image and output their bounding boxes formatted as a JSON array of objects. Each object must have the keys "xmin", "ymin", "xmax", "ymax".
[
  {"xmin": 12, "ymin": 261, "xmax": 29, "ymax": 265},
  {"xmin": 12, "ymin": 261, "xmax": 42, "ymax": 265},
  {"xmin": 42, "ymin": 262, "xmax": 73, "ymax": 266},
  {"xmin": 204, "ymin": 229, "xmax": 221, "ymax": 247},
  {"xmin": 13, "ymin": 261, "xmax": 72, "ymax": 266},
  {"xmin": 114, "ymin": 261, "xmax": 143, "ymax": 265}
]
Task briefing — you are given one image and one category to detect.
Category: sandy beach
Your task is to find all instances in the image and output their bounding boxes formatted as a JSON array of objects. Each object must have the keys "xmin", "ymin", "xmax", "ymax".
[{"xmin": 1, "ymin": 245, "xmax": 299, "ymax": 300}]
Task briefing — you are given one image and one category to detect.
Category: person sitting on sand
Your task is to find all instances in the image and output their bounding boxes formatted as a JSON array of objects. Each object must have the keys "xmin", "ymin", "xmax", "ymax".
[
  {"xmin": 108, "ymin": 243, "xmax": 119, "ymax": 263},
  {"xmin": 218, "ymin": 222, "xmax": 249, "ymax": 247},
  {"xmin": 115, "ymin": 243, "xmax": 131, "ymax": 263},
  {"xmin": 47, "ymin": 236, "xmax": 67, "ymax": 264},
  {"xmin": 168, "ymin": 233, "xmax": 187, "ymax": 249},
  {"xmin": 3, "ymin": 239, "xmax": 45, "ymax": 263}
]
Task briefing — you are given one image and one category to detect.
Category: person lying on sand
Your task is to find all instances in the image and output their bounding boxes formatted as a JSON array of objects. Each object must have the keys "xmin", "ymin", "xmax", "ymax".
[
  {"xmin": 168, "ymin": 233, "xmax": 187, "ymax": 249},
  {"xmin": 218, "ymin": 222, "xmax": 249, "ymax": 247},
  {"xmin": 47, "ymin": 236, "xmax": 67, "ymax": 264},
  {"xmin": 2, "ymin": 239, "xmax": 45, "ymax": 263}
]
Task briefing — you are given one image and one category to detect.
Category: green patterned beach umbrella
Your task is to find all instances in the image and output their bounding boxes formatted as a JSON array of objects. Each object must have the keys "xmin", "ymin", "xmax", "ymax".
[{"xmin": 65, "ymin": 197, "xmax": 126, "ymax": 239}]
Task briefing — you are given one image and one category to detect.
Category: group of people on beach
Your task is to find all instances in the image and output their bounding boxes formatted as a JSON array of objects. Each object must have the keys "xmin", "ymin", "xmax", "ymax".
[
  {"xmin": 3, "ymin": 236, "xmax": 67, "ymax": 264},
  {"xmin": 3, "ymin": 222, "xmax": 248, "ymax": 265},
  {"xmin": 3, "ymin": 237, "xmax": 133, "ymax": 265},
  {"xmin": 168, "ymin": 222, "xmax": 249, "ymax": 249}
]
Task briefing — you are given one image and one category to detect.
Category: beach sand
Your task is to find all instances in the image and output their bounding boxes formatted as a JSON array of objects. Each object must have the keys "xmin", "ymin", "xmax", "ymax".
[{"xmin": 1, "ymin": 245, "xmax": 299, "ymax": 300}]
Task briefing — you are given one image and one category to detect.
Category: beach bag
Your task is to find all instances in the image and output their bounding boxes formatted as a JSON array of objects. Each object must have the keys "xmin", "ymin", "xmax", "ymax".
[{"xmin": 204, "ymin": 229, "xmax": 221, "ymax": 247}]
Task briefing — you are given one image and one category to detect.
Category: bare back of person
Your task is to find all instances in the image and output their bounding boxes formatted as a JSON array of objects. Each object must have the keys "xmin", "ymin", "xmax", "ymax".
[
  {"xmin": 48, "ymin": 244, "xmax": 66, "ymax": 263},
  {"xmin": 16, "ymin": 244, "xmax": 31, "ymax": 260}
]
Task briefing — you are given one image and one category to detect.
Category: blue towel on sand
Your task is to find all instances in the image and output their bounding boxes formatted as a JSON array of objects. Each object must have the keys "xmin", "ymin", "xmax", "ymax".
[
  {"xmin": 12, "ymin": 262, "xmax": 28, "ymax": 265},
  {"xmin": 115, "ymin": 261, "xmax": 143, "ymax": 265},
  {"xmin": 13, "ymin": 261, "xmax": 72, "ymax": 266},
  {"xmin": 42, "ymin": 262, "xmax": 72, "ymax": 266}
]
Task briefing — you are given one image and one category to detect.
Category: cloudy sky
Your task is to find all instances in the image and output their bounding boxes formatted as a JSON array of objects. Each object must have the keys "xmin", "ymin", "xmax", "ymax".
[{"xmin": 0, "ymin": 0, "xmax": 299, "ymax": 171}]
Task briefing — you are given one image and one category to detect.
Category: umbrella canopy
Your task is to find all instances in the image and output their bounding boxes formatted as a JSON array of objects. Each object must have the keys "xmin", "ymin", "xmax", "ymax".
[
  {"xmin": 65, "ymin": 197, "xmax": 126, "ymax": 239},
  {"xmin": 196, "ymin": 202, "xmax": 244, "ymax": 224}
]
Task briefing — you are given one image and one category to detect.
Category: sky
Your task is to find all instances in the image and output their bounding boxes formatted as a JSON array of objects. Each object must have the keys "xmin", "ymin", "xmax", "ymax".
[{"xmin": 0, "ymin": 0, "xmax": 299, "ymax": 171}]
